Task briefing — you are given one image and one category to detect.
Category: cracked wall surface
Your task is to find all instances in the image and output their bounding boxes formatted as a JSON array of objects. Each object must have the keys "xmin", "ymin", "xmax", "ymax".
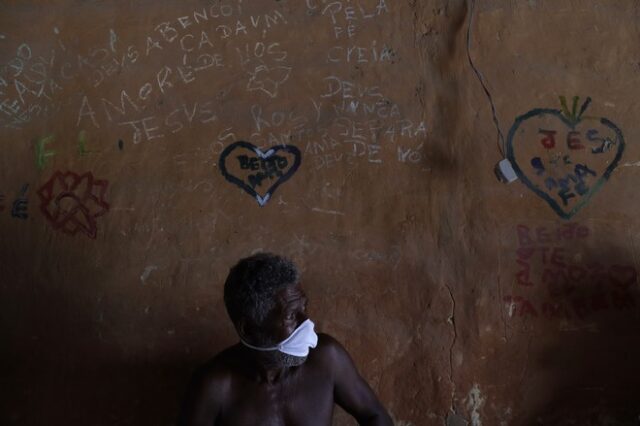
[{"xmin": 2, "ymin": 1, "xmax": 640, "ymax": 425}]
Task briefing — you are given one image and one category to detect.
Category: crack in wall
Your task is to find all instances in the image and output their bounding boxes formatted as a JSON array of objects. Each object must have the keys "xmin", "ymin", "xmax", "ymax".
[
  {"xmin": 497, "ymin": 237, "xmax": 509, "ymax": 342},
  {"xmin": 519, "ymin": 335, "xmax": 533, "ymax": 388},
  {"xmin": 445, "ymin": 284, "xmax": 458, "ymax": 417}
]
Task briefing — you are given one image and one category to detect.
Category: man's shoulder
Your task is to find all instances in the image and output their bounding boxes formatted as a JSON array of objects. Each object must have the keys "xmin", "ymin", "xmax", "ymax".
[
  {"xmin": 194, "ymin": 335, "xmax": 353, "ymax": 379},
  {"xmin": 310, "ymin": 333, "xmax": 353, "ymax": 365},
  {"xmin": 315, "ymin": 333, "xmax": 343, "ymax": 352},
  {"xmin": 191, "ymin": 344, "xmax": 244, "ymax": 388},
  {"xmin": 305, "ymin": 333, "xmax": 362, "ymax": 384}
]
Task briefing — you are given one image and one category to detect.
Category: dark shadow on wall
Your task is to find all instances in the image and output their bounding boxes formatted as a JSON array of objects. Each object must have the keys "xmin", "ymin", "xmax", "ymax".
[
  {"xmin": 4, "ymin": 361, "xmax": 199, "ymax": 426},
  {"xmin": 516, "ymin": 245, "xmax": 640, "ymax": 426},
  {"xmin": 0, "ymin": 223, "xmax": 228, "ymax": 426}
]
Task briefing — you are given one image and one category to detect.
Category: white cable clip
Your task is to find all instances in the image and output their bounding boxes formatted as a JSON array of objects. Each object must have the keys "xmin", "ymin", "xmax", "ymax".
[{"xmin": 495, "ymin": 158, "xmax": 518, "ymax": 183}]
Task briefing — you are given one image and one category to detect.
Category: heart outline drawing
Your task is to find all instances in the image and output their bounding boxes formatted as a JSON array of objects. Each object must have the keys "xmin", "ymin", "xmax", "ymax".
[
  {"xmin": 219, "ymin": 141, "xmax": 301, "ymax": 206},
  {"xmin": 506, "ymin": 97, "xmax": 625, "ymax": 219}
]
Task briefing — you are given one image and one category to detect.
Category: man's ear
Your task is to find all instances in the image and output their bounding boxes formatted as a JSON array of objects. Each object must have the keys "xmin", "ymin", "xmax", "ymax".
[
  {"xmin": 237, "ymin": 318, "xmax": 261, "ymax": 343},
  {"xmin": 237, "ymin": 318, "xmax": 248, "ymax": 339}
]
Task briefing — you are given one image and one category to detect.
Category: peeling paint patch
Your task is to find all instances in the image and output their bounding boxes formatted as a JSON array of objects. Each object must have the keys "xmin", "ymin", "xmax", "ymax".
[
  {"xmin": 466, "ymin": 384, "xmax": 485, "ymax": 426},
  {"xmin": 446, "ymin": 412, "xmax": 469, "ymax": 426},
  {"xmin": 498, "ymin": 406, "xmax": 512, "ymax": 425},
  {"xmin": 389, "ymin": 413, "xmax": 414, "ymax": 426},
  {"xmin": 311, "ymin": 207, "xmax": 345, "ymax": 216},
  {"xmin": 140, "ymin": 265, "xmax": 158, "ymax": 283}
]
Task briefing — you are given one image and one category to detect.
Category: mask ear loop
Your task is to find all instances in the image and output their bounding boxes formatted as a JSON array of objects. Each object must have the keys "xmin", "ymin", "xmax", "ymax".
[
  {"xmin": 240, "ymin": 339, "xmax": 279, "ymax": 352},
  {"xmin": 238, "ymin": 328, "xmax": 279, "ymax": 352}
]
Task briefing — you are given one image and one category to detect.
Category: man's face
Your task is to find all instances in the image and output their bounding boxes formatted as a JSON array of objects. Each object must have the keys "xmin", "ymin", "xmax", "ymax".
[
  {"xmin": 265, "ymin": 283, "xmax": 309, "ymax": 343},
  {"xmin": 245, "ymin": 283, "xmax": 310, "ymax": 368}
]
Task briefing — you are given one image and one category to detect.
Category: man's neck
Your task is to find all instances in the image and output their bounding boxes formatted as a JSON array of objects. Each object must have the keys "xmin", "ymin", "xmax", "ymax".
[
  {"xmin": 240, "ymin": 345, "xmax": 291, "ymax": 384},
  {"xmin": 260, "ymin": 365, "xmax": 287, "ymax": 384}
]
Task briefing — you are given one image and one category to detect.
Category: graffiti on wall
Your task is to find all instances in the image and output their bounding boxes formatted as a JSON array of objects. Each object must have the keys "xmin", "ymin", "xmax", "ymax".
[
  {"xmin": 37, "ymin": 171, "xmax": 110, "ymax": 238},
  {"xmin": 11, "ymin": 184, "xmax": 29, "ymax": 219},
  {"xmin": 506, "ymin": 97, "xmax": 624, "ymax": 219},
  {"xmin": 34, "ymin": 130, "xmax": 97, "ymax": 171},
  {"xmin": 505, "ymin": 223, "xmax": 638, "ymax": 321},
  {"xmin": 219, "ymin": 141, "xmax": 301, "ymax": 206},
  {"xmin": 0, "ymin": 185, "xmax": 31, "ymax": 218},
  {"xmin": 35, "ymin": 135, "xmax": 56, "ymax": 170}
]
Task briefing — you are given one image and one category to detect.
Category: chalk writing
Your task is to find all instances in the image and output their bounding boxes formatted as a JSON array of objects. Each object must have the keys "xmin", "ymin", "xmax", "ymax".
[
  {"xmin": 78, "ymin": 71, "xmax": 219, "ymax": 122},
  {"xmin": 306, "ymin": 0, "xmax": 394, "ymax": 64},
  {"xmin": 43, "ymin": 27, "xmax": 141, "ymax": 90},
  {"xmin": 308, "ymin": 0, "xmax": 389, "ymax": 39},
  {"xmin": 11, "ymin": 184, "xmax": 29, "ymax": 219},
  {"xmin": 2, "ymin": 2, "xmax": 291, "ymax": 130},
  {"xmin": 78, "ymin": 93, "xmax": 218, "ymax": 143},
  {"xmin": 134, "ymin": 4, "xmax": 286, "ymax": 100},
  {"xmin": 154, "ymin": 6, "xmax": 287, "ymax": 45},
  {"xmin": 80, "ymin": 37, "xmax": 140, "ymax": 88},
  {"xmin": 247, "ymin": 104, "xmax": 316, "ymax": 150},
  {"xmin": 397, "ymin": 144, "xmax": 423, "ymax": 163},
  {"xmin": 251, "ymin": 104, "xmax": 308, "ymax": 133},
  {"xmin": 219, "ymin": 141, "xmax": 301, "ymax": 206},
  {"xmin": 307, "ymin": 116, "xmax": 426, "ymax": 170},
  {"xmin": 37, "ymin": 171, "xmax": 110, "ymax": 239},
  {"xmin": 74, "ymin": 10, "xmax": 236, "ymax": 131},
  {"xmin": 506, "ymin": 97, "xmax": 625, "ymax": 219},
  {"xmin": 236, "ymin": 75, "xmax": 422, "ymax": 170},
  {"xmin": 0, "ymin": 42, "xmax": 65, "ymax": 129},
  {"xmin": 327, "ymin": 41, "xmax": 394, "ymax": 63},
  {"xmin": 319, "ymin": 76, "xmax": 402, "ymax": 118},
  {"xmin": 237, "ymin": 42, "xmax": 291, "ymax": 98}
]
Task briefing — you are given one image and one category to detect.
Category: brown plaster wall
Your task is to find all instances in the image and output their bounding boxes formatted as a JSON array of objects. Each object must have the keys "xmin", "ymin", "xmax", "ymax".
[{"xmin": 1, "ymin": 1, "xmax": 640, "ymax": 425}]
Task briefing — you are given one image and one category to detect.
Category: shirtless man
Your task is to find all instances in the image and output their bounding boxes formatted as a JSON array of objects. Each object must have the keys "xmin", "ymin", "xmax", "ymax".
[{"xmin": 179, "ymin": 253, "xmax": 393, "ymax": 426}]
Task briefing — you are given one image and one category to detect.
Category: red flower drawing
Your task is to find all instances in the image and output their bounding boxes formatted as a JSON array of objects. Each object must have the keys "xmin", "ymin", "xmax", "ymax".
[{"xmin": 38, "ymin": 171, "xmax": 110, "ymax": 239}]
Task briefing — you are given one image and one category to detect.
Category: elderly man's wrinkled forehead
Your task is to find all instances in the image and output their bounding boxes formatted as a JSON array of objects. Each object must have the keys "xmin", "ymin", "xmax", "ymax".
[
  {"xmin": 279, "ymin": 282, "xmax": 304, "ymax": 300},
  {"xmin": 281, "ymin": 281, "xmax": 307, "ymax": 304},
  {"xmin": 267, "ymin": 283, "xmax": 307, "ymax": 317}
]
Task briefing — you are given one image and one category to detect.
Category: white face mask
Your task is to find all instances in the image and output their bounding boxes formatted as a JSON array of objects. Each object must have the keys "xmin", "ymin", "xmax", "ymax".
[{"xmin": 241, "ymin": 319, "xmax": 318, "ymax": 357}]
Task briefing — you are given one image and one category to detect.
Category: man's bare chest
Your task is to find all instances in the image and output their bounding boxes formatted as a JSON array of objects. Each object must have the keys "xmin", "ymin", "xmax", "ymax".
[{"xmin": 218, "ymin": 371, "xmax": 334, "ymax": 426}]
